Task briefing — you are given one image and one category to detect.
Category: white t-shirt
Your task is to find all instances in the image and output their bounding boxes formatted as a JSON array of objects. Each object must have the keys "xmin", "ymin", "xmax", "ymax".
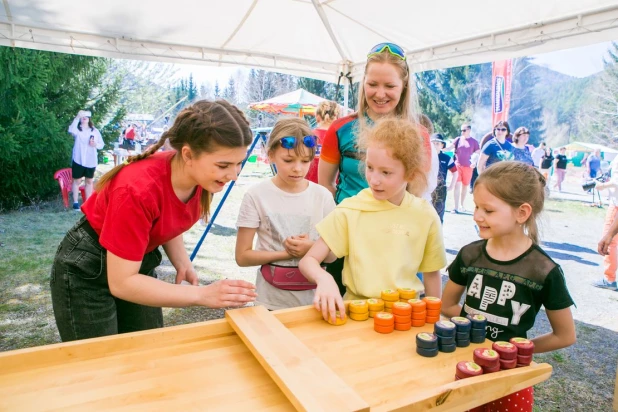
[
  {"xmin": 531, "ymin": 147, "xmax": 545, "ymax": 168},
  {"xmin": 236, "ymin": 179, "xmax": 336, "ymax": 310},
  {"xmin": 69, "ymin": 116, "xmax": 104, "ymax": 168}
]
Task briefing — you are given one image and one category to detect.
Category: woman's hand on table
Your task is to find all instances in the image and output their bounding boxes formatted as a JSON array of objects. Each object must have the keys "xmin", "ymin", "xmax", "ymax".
[{"xmin": 313, "ymin": 272, "xmax": 345, "ymax": 323}]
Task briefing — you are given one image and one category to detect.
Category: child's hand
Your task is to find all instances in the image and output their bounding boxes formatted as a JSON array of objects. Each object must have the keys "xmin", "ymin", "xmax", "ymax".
[
  {"xmin": 313, "ymin": 272, "xmax": 345, "ymax": 323},
  {"xmin": 284, "ymin": 234, "xmax": 314, "ymax": 258}
]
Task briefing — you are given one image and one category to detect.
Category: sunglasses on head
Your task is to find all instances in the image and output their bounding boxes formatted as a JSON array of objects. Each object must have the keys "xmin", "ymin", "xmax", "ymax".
[
  {"xmin": 367, "ymin": 43, "xmax": 406, "ymax": 61},
  {"xmin": 279, "ymin": 136, "xmax": 317, "ymax": 150},
  {"xmin": 495, "ymin": 128, "xmax": 508, "ymax": 132}
]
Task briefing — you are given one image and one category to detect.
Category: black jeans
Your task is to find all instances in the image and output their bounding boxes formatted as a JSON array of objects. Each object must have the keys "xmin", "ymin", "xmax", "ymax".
[{"xmin": 50, "ymin": 216, "xmax": 163, "ymax": 342}]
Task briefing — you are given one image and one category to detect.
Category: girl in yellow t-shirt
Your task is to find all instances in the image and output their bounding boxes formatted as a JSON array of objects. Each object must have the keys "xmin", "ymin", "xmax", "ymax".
[{"xmin": 299, "ymin": 118, "xmax": 447, "ymax": 322}]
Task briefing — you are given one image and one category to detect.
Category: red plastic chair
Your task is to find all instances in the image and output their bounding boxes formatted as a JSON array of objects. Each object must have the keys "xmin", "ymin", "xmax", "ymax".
[{"xmin": 54, "ymin": 168, "xmax": 86, "ymax": 208}]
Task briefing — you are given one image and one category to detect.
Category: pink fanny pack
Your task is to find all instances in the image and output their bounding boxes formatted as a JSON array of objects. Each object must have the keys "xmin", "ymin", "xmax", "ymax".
[{"xmin": 260, "ymin": 264, "xmax": 317, "ymax": 291}]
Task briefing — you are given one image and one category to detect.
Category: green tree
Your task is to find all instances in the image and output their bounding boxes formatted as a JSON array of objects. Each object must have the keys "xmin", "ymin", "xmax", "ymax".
[
  {"xmin": 223, "ymin": 77, "xmax": 237, "ymax": 103},
  {"xmin": 0, "ymin": 48, "xmax": 123, "ymax": 210},
  {"xmin": 577, "ymin": 42, "xmax": 618, "ymax": 146}
]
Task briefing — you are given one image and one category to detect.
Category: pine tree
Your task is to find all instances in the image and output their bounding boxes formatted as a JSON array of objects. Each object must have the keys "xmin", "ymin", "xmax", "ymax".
[
  {"xmin": 214, "ymin": 81, "xmax": 221, "ymax": 99},
  {"xmin": 578, "ymin": 42, "xmax": 618, "ymax": 146},
  {"xmin": 223, "ymin": 77, "xmax": 237, "ymax": 103},
  {"xmin": 0, "ymin": 48, "xmax": 123, "ymax": 210}
]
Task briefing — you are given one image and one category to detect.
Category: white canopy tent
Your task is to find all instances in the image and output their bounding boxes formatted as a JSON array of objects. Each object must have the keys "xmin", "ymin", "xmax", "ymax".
[{"xmin": 3, "ymin": 0, "xmax": 618, "ymax": 107}]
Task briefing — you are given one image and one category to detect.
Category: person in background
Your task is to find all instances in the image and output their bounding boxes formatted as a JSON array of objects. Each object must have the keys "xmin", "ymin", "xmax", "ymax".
[
  {"xmin": 586, "ymin": 148, "xmax": 602, "ymax": 179},
  {"xmin": 540, "ymin": 146, "xmax": 554, "ymax": 180},
  {"xmin": 68, "ymin": 110, "xmax": 104, "ymax": 210},
  {"xmin": 445, "ymin": 123, "xmax": 479, "ymax": 213},
  {"xmin": 553, "ymin": 147, "xmax": 568, "ymax": 192},
  {"xmin": 531, "ymin": 141, "xmax": 546, "ymax": 169},
  {"xmin": 431, "ymin": 134, "xmax": 458, "ymax": 222},
  {"xmin": 476, "ymin": 120, "xmax": 514, "ymax": 174},
  {"xmin": 317, "ymin": 42, "xmax": 439, "ymax": 296},
  {"xmin": 511, "ymin": 127, "xmax": 535, "ymax": 166},
  {"xmin": 592, "ymin": 154, "xmax": 618, "ymax": 291},
  {"xmin": 306, "ymin": 101, "xmax": 340, "ymax": 183},
  {"xmin": 235, "ymin": 118, "xmax": 335, "ymax": 310},
  {"xmin": 442, "ymin": 161, "xmax": 576, "ymax": 412},
  {"xmin": 51, "ymin": 100, "xmax": 257, "ymax": 342}
]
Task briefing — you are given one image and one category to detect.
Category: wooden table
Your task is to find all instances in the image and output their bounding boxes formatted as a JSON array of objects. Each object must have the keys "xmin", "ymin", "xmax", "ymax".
[{"xmin": 0, "ymin": 306, "xmax": 552, "ymax": 411}]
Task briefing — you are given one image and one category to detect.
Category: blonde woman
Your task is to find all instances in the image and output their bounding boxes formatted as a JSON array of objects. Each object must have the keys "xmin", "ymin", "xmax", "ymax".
[{"xmin": 317, "ymin": 42, "xmax": 439, "ymax": 295}]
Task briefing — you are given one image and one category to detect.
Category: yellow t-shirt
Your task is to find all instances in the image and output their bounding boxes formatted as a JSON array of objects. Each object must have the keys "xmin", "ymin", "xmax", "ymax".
[{"xmin": 316, "ymin": 188, "xmax": 447, "ymax": 299}]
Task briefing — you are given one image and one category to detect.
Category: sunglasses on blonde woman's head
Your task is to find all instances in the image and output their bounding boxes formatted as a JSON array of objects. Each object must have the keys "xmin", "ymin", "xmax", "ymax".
[
  {"xmin": 279, "ymin": 136, "xmax": 317, "ymax": 150},
  {"xmin": 367, "ymin": 43, "xmax": 406, "ymax": 61}
]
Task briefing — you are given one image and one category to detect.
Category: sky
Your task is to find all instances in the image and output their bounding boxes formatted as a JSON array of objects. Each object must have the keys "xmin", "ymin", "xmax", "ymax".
[
  {"xmin": 531, "ymin": 41, "xmax": 613, "ymax": 78},
  {"xmin": 173, "ymin": 40, "xmax": 616, "ymax": 86}
]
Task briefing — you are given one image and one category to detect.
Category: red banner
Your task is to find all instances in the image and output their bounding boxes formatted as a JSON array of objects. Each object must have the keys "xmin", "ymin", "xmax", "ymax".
[{"xmin": 491, "ymin": 59, "xmax": 513, "ymax": 127}]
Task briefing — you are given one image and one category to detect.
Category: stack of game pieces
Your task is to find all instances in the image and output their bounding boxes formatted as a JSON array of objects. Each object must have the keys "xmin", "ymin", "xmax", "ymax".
[
  {"xmin": 392, "ymin": 302, "xmax": 412, "ymax": 331},
  {"xmin": 423, "ymin": 297, "xmax": 442, "ymax": 324},
  {"xmin": 492, "ymin": 341, "xmax": 518, "ymax": 370},
  {"xmin": 373, "ymin": 312, "xmax": 395, "ymax": 334},
  {"xmin": 510, "ymin": 338, "xmax": 535, "ymax": 367},
  {"xmin": 397, "ymin": 287, "xmax": 416, "ymax": 302},
  {"xmin": 467, "ymin": 314, "xmax": 487, "ymax": 343},
  {"xmin": 326, "ymin": 311, "xmax": 347, "ymax": 326},
  {"xmin": 434, "ymin": 320, "xmax": 456, "ymax": 353},
  {"xmin": 408, "ymin": 299, "xmax": 427, "ymax": 327},
  {"xmin": 455, "ymin": 361, "xmax": 483, "ymax": 381},
  {"xmin": 367, "ymin": 298, "xmax": 384, "ymax": 317},
  {"xmin": 381, "ymin": 289, "xmax": 399, "ymax": 313},
  {"xmin": 451, "ymin": 316, "xmax": 472, "ymax": 347},
  {"xmin": 348, "ymin": 300, "xmax": 369, "ymax": 321},
  {"xmin": 473, "ymin": 348, "xmax": 500, "ymax": 373},
  {"xmin": 416, "ymin": 332, "xmax": 438, "ymax": 357}
]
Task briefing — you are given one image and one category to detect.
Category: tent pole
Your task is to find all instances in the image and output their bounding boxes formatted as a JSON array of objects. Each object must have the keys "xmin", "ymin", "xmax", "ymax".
[{"xmin": 343, "ymin": 82, "xmax": 350, "ymax": 114}]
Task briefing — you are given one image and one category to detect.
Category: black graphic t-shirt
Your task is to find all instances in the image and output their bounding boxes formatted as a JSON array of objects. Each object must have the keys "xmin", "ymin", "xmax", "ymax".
[
  {"xmin": 448, "ymin": 240, "xmax": 574, "ymax": 342},
  {"xmin": 555, "ymin": 154, "xmax": 568, "ymax": 169}
]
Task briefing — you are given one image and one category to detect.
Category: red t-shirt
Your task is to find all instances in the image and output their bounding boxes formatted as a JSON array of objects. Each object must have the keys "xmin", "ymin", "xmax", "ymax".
[
  {"xmin": 125, "ymin": 128, "xmax": 136, "ymax": 140},
  {"xmin": 82, "ymin": 151, "xmax": 203, "ymax": 261},
  {"xmin": 305, "ymin": 128, "xmax": 327, "ymax": 184}
]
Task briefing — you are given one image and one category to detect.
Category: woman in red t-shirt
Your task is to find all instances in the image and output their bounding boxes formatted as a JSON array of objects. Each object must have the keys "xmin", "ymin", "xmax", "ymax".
[
  {"xmin": 50, "ymin": 100, "xmax": 257, "ymax": 342},
  {"xmin": 305, "ymin": 100, "xmax": 340, "ymax": 183}
]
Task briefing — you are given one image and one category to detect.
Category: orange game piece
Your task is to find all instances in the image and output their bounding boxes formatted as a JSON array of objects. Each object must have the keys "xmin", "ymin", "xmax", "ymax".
[
  {"xmin": 411, "ymin": 311, "xmax": 427, "ymax": 320},
  {"xmin": 425, "ymin": 315, "xmax": 440, "ymax": 324},
  {"xmin": 373, "ymin": 312, "xmax": 395, "ymax": 326},
  {"xmin": 423, "ymin": 296, "xmax": 442, "ymax": 310},
  {"xmin": 392, "ymin": 302, "xmax": 412, "ymax": 316},
  {"xmin": 427, "ymin": 308, "xmax": 441, "ymax": 317},
  {"xmin": 408, "ymin": 299, "xmax": 427, "ymax": 312},
  {"xmin": 394, "ymin": 322, "xmax": 412, "ymax": 331},
  {"xmin": 411, "ymin": 318, "xmax": 426, "ymax": 327},
  {"xmin": 374, "ymin": 324, "xmax": 395, "ymax": 334}
]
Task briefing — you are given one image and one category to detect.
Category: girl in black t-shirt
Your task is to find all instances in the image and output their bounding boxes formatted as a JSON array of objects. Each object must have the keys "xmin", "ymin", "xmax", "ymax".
[{"xmin": 442, "ymin": 161, "xmax": 576, "ymax": 412}]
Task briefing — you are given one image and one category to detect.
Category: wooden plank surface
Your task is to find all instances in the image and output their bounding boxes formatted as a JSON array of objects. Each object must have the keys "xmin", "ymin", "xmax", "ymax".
[
  {"xmin": 285, "ymin": 307, "xmax": 552, "ymax": 411},
  {"xmin": 226, "ymin": 305, "xmax": 370, "ymax": 412},
  {"xmin": 0, "ymin": 305, "xmax": 553, "ymax": 411}
]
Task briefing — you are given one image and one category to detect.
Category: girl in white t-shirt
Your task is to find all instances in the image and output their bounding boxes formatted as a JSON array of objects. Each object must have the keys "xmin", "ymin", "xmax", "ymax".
[{"xmin": 235, "ymin": 118, "xmax": 336, "ymax": 310}]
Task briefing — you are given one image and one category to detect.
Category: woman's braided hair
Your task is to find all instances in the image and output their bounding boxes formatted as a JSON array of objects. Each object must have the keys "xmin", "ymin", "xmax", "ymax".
[{"xmin": 96, "ymin": 100, "xmax": 253, "ymax": 218}]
